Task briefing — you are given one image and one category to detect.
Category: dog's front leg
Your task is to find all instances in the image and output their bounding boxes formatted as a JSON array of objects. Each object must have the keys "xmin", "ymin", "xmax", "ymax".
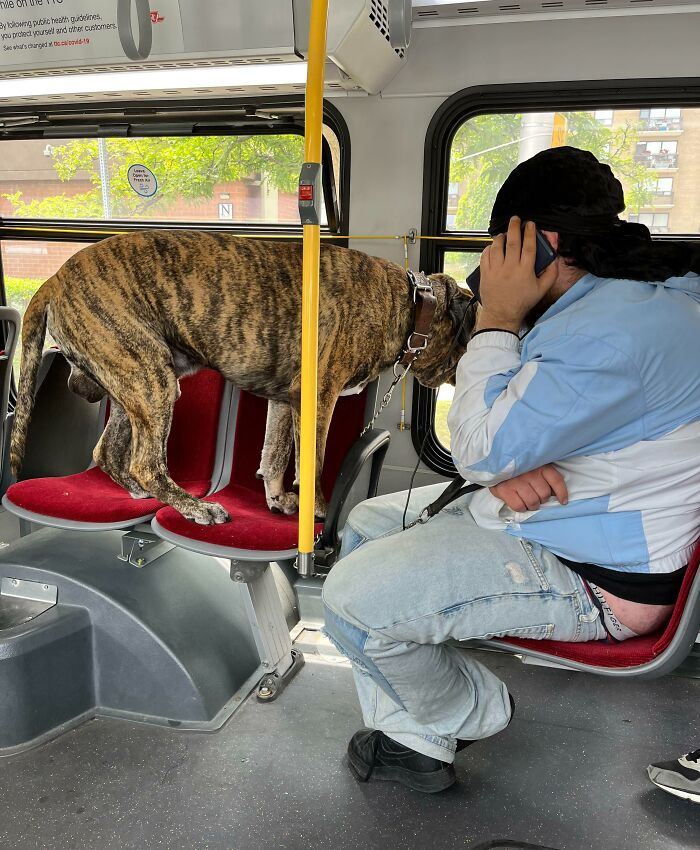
[
  {"xmin": 93, "ymin": 401, "xmax": 150, "ymax": 499},
  {"xmin": 257, "ymin": 400, "xmax": 299, "ymax": 515},
  {"xmin": 289, "ymin": 385, "xmax": 338, "ymax": 522}
]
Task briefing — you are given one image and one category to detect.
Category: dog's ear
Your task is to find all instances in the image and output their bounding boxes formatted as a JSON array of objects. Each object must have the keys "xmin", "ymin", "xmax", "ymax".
[{"xmin": 435, "ymin": 275, "xmax": 475, "ymax": 347}]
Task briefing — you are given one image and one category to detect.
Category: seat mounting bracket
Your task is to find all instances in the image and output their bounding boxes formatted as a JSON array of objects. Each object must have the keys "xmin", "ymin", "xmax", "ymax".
[
  {"xmin": 118, "ymin": 530, "xmax": 173, "ymax": 568},
  {"xmin": 230, "ymin": 559, "xmax": 305, "ymax": 702}
]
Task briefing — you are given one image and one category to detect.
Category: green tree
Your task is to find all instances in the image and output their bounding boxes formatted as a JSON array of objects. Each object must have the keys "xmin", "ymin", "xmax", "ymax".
[
  {"xmin": 451, "ymin": 112, "xmax": 655, "ymax": 231},
  {"xmin": 4, "ymin": 134, "xmax": 304, "ymax": 219}
]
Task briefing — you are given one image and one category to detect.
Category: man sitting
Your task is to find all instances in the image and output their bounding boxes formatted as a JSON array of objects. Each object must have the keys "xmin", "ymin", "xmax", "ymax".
[{"xmin": 322, "ymin": 146, "xmax": 700, "ymax": 793}]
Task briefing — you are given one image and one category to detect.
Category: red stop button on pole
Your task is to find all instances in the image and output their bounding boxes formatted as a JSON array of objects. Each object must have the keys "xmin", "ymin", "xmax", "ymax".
[{"xmin": 299, "ymin": 184, "xmax": 314, "ymax": 201}]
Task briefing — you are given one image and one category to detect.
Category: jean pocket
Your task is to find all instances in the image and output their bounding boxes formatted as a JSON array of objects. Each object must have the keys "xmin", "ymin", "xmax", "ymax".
[
  {"xmin": 467, "ymin": 623, "xmax": 555, "ymax": 641},
  {"xmin": 518, "ymin": 539, "xmax": 551, "ymax": 592},
  {"xmin": 500, "ymin": 623, "xmax": 555, "ymax": 640}
]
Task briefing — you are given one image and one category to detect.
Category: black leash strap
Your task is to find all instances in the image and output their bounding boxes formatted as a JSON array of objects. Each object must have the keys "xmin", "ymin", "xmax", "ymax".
[{"xmin": 405, "ymin": 476, "xmax": 482, "ymax": 529}]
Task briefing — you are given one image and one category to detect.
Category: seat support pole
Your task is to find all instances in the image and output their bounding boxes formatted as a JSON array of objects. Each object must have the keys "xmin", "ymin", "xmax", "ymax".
[{"xmin": 230, "ymin": 559, "xmax": 304, "ymax": 702}]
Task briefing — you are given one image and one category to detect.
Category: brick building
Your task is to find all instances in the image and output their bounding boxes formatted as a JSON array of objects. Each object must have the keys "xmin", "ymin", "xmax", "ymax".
[
  {"xmin": 0, "ymin": 138, "xmax": 298, "ymax": 281},
  {"xmin": 609, "ymin": 107, "xmax": 700, "ymax": 235}
]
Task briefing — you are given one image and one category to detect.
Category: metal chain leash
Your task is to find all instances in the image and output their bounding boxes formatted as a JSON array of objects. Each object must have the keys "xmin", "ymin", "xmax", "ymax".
[{"xmin": 359, "ymin": 360, "xmax": 412, "ymax": 438}]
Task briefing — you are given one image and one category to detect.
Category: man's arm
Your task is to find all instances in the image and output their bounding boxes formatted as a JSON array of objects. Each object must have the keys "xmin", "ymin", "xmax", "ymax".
[{"xmin": 448, "ymin": 330, "xmax": 646, "ymax": 485}]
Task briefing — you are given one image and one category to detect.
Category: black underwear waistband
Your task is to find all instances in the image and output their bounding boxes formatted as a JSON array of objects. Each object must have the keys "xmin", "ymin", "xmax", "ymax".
[{"xmin": 557, "ymin": 558, "xmax": 686, "ymax": 605}]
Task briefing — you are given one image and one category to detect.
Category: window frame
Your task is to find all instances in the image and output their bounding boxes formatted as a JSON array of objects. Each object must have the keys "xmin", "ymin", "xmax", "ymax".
[
  {"xmin": 0, "ymin": 94, "xmax": 351, "ymax": 391},
  {"xmin": 416, "ymin": 79, "xmax": 700, "ymax": 476},
  {"xmin": 0, "ymin": 95, "xmax": 350, "ymax": 245}
]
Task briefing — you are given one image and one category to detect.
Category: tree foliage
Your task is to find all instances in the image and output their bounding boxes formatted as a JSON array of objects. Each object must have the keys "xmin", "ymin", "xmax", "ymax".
[
  {"xmin": 451, "ymin": 112, "xmax": 656, "ymax": 231},
  {"xmin": 3, "ymin": 134, "xmax": 304, "ymax": 219}
]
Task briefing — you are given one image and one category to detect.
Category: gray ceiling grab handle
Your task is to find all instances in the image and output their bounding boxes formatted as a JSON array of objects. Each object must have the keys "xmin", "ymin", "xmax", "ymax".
[{"xmin": 117, "ymin": 0, "xmax": 154, "ymax": 61}]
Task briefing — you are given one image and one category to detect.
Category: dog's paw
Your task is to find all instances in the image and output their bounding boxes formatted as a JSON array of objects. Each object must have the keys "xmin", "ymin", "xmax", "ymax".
[
  {"xmin": 268, "ymin": 491, "xmax": 299, "ymax": 516},
  {"xmin": 314, "ymin": 496, "xmax": 327, "ymax": 523},
  {"xmin": 186, "ymin": 501, "xmax": 231, "ymax": 526}
]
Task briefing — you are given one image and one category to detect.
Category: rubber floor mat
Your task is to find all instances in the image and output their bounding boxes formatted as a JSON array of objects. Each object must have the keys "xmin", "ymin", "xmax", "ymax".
[{"xmin": 468, "ymin": 842, "xmax": 560, "ymax": 850}]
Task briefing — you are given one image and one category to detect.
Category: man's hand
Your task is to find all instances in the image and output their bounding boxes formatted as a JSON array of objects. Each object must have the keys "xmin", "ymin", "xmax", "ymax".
[
  {"xmin": 489, "ymin": 464, "xmax": 568, "ymax": 513},
  {"xmin": 477, "ymin": 217, "xmax": 558, "ymax": 334}
]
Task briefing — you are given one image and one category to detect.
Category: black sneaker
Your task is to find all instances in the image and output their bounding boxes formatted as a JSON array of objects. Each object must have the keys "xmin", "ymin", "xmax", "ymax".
[
  {"xmin": 648, "ymin": 748, "xmax": 700, "ymax": 803},
  {"xmin": 347, "ymin": 729, "xmax": 456, "ymax": 793},
  {"xmin": 346, "ymin": 694, "xmax": 515, "ymax": 793}
]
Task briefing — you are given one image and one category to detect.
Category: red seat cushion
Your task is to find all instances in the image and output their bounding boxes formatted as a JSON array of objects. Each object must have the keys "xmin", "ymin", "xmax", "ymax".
[
  {"xmin": 6, "ymin": 369, "xmax": 225, "ymax": 525},
  {"xmin": 154, "ymin": 390, "xmax": 367, "ymax": 552},
  {"xmin": 497, "ymin": 540, "xmax": 700, "ymax": 669},
  {"xmin": 6, "ymin": 466, "xmax": 211, "ymax": 524},
  {"xmin": 155, "ymin": 483, "xmax": 324, "ymax": 551}
]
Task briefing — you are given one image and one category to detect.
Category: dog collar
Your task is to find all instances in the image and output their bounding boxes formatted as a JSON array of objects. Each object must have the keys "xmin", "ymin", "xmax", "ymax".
[{"xmin": 399, "ymin": 270, "xmax": 437, "ymax": 370}]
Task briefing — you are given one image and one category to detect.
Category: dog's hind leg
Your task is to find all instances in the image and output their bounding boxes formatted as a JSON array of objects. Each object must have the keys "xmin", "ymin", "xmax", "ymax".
[
  {"xmin": 93, "ymin": 402, "xmax": 149, "ymax": 499},
  {"xmin": 257, "ymin": 400, "xmax": 298, "ymax": 516},
  {"xmin": 115, "ymin": 362, "xmax": 229, "ymax": 525}
]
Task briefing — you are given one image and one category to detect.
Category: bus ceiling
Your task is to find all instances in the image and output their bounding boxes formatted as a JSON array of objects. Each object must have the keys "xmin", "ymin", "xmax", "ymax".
[{"xmin": 0, "ymin": 1, "xmax": 695, "ymax": 109}]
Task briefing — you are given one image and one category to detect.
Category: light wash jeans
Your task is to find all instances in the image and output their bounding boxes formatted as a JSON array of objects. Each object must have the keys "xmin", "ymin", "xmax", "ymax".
[{"xmin": 322, "ymin": 484, "xmax": 606, "ymax": 764}]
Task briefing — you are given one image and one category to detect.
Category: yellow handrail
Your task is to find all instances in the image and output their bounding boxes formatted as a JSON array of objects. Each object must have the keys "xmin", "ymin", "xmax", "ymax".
[
  {"xmin": 0, "ymin": 225, "xmax": 492, "ymax": 244},
  {"xmin": 297, "ymin": 0, "xmax": 329, "ymax": 576}
]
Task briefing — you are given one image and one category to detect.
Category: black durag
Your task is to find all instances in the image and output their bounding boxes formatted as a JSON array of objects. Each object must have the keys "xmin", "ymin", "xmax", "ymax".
[{"xmin": 488, "ymin": 146, "xmax": 700, "ymax": 282}]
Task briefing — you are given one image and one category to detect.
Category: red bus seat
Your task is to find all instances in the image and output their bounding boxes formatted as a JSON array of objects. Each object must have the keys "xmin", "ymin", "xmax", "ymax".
[
  {"xmin": 152, "ymin": 388, "xmax": 390, "ymax": 560},
  {"xmin": 478, "ymin": 540, "xmax": 700, "ymax": 678},
  {"xmin": 3, "ymin": 368, "xmax": 229, "ymax": 530}
]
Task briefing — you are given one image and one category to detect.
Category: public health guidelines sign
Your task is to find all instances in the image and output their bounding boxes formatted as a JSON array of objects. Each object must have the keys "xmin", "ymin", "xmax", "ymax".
[{"xmin": 0, "ymin": 0, "xmax": 184, "ymax": 71}]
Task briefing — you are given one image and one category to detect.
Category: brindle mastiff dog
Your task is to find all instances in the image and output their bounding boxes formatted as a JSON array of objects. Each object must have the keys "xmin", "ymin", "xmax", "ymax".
[{"xmin": 11, "ymin": 231, "xmax": 476, "ymax": 525}]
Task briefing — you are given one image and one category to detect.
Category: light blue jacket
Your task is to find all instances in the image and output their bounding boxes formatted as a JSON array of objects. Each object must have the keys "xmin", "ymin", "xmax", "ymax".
[{"xmin": 448, "ymin": 272, "xmax": 700, "ymax": 575}]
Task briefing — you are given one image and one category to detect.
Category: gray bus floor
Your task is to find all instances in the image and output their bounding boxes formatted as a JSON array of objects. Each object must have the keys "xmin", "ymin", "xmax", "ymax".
[{"xmin": 0, "ymin": 645, "xmax": 699, "ymax": 850}]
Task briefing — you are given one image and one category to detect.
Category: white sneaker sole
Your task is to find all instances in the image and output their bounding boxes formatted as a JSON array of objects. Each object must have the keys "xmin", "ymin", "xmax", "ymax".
[{"xmin": 649, "ymin": 778, "xmax": 700, "ymax": 804}]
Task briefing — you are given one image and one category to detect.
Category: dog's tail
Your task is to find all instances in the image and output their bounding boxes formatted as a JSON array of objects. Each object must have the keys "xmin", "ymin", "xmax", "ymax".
[{"xmin": 10, "ymin": 283, "xmax": 51, "ymax": 477}]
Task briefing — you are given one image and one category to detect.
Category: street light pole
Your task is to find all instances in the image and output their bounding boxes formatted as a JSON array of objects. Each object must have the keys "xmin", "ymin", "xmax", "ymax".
[{"xmin": 98, "ymin": 138, "xmax": 112, "ymax": 220}]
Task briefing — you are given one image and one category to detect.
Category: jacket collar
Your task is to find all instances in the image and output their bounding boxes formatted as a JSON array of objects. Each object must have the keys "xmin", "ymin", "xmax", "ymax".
[{"xmin": 535, "ymin": 272, "xmax": 600, "ymax": 325}]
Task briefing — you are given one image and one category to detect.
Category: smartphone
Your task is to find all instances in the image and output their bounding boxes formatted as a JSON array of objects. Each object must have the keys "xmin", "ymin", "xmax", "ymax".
[{"xmin": 465, "ymin": 225, "xmax": 557, "ymax": 303}]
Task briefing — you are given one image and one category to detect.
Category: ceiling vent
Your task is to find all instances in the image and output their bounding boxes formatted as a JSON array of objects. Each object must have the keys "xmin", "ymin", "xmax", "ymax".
[{"xmin": 294, "ymin": 0, "xmax": 410, "ymax": 92}]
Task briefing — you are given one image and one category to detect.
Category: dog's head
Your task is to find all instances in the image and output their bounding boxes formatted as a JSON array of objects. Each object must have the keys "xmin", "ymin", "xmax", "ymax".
[{"xmin": 410, "ymin": 274, "xmax": 478, "ymax": 388}]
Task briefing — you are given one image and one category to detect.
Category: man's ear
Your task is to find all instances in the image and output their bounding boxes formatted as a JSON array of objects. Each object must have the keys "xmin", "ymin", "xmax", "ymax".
[{"xmin": 542, "ymin": 230, "xmax": 560, "ymax": 251}]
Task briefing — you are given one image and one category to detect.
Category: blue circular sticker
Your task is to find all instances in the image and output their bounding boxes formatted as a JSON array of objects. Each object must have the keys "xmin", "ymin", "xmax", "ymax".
[{"xmin": 127, "ymin": 164, "xmax": 158, "ymax": 198}]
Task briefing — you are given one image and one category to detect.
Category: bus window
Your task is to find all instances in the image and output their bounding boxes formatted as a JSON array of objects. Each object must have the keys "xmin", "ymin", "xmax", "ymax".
[
  {"xmin": 0, "ymin": 125, "xmax": 341, "ymax": 228},
  {"xmin": 0, "ymin": 135, "xmax": 306, "ymax": 225},
  {"xmin": 442, "ymin": 250, "xmax": 480, "ymax": 285},
  {"xmin": 446, "ymin": 108, "xmax": 700, "ymax": 235},
  {"xmin": 1, "ymin": 240, "xmax": 86, "ymax": 374}
]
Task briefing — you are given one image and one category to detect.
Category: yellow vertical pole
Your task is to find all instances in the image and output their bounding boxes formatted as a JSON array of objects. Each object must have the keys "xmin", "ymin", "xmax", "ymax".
[
  {"xmin": 551, "ymin": 113, "xmax": 568, "ymax": 147},
  {"xmin": 297, "ymin": 0, "xmax": 329, "ymax": 578}
]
